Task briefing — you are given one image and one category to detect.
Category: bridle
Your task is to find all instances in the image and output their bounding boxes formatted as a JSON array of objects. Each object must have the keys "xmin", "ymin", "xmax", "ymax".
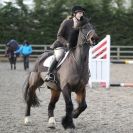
[{"xmin": 79, "ymin": 24, "xmax": 96, "ymax": 46}]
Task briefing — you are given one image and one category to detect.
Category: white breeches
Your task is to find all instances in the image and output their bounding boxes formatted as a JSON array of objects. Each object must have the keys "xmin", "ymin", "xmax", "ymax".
[{"xmin": 54, "ymin": 47, "xmax": 65, "ymax": 61}]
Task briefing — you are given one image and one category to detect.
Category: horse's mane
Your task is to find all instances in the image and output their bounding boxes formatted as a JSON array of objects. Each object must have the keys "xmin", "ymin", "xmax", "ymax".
[{"xmin": 68, "ymin": 29, "xmax": 79, "ymax": 49}]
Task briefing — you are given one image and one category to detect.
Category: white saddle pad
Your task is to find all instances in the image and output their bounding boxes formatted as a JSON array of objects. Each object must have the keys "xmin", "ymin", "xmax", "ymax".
[{"xmin": 43, "ymin": 51, "xmax": 69, "ymax": 68}]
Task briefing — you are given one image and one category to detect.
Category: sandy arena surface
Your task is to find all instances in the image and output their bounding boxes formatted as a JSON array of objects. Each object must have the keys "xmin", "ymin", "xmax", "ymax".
[{"xmin": 0, "ymin": 62, "xmax": 133, "ymax": 133}]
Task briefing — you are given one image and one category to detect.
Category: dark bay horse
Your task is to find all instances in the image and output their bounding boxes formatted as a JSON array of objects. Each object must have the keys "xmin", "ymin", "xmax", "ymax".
[{"xmin": 23, "ymin": 22, "xmax": 98, "ymax": 129}]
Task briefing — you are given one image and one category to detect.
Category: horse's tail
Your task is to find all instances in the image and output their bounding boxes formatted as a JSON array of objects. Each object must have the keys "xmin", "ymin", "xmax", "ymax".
[{"xmin": 23, "ymin": 72, "xmax": 40, "ymax": 107}]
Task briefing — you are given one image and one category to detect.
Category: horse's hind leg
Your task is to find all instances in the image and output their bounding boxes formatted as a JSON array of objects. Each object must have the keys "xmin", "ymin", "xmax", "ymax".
[
  {"xmin": 62, "ymin": 84, "xmax": 75, "ymax": 129},
  {"xmin": 24, "ymin": 72, "xmax": 44, "ymax": 125},
  {"xmin": 73, "ymin": 87, "xmax": 87, "ymax": 118},
  {"xmin": 48, "ymin": 89, "xmax": 60, "ymax": 128}
]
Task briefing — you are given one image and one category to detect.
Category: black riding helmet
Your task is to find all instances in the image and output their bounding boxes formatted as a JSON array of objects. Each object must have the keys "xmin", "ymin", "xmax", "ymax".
[{"xmin": 72, "ymin": 5, "xmax": 86, "ymax": 15}]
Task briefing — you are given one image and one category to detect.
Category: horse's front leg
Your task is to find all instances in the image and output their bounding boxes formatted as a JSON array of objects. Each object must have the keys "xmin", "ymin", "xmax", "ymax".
[
  {"xmin": 62, "ymin": 84, "xmax": 75, "ymax": 129},
  {"xmin": 48, "ymin": 89, "xmax": 60, "ymax": 128},
  {"xmin": 73, "ymin": 86, "xmax": 87, "ymax": 118}
]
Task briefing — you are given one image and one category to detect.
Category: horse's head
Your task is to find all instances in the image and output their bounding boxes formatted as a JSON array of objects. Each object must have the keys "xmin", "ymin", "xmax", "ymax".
[{"xmin": 77, "ymin": 18, "xmax": 99, "ymax": 46}]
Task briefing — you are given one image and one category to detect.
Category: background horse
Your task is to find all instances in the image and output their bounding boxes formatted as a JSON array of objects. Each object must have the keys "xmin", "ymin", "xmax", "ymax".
[
  {"xmin": 23, "ymin": 20, "xmax": 98, "ymax": 130},
  {"xmin": 5, "ymin": 40, "xmax": 19, "ymax": 70}
]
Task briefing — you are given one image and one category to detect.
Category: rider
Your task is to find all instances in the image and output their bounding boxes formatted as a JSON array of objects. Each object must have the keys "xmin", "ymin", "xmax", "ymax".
[{"xmin": 44, "ymin": 5, "xmax": 86, "ymax": 82}]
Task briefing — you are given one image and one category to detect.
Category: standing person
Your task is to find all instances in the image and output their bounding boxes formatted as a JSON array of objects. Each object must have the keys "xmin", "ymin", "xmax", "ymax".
[
  {"xmin": 5, "ymin": 39, "xmax": 19, "ymax": 70},
  {"xmin": 15, "ymin": 40, "xmax": 32, "ymax": 70},
  {"xmin": 45, "ymin": 5, "xmax": 90, "ymax": 82}
]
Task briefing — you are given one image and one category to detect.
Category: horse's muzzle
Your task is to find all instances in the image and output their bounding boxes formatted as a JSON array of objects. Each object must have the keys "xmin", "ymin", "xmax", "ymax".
[{"xmin": 87, "ymin": 31, "xmax": 99, "ymax": 46}]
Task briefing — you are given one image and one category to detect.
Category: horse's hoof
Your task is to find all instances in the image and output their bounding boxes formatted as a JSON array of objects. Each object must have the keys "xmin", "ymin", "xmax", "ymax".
[
  {"xmin": 24, "ymin": 116, "xmax": 31, "ymax": 125},
  {"xmin": 48, "ymin": 117, "xmax": 56, "ymax": 129},
  {"xmin": 72, "ymin": 111, "xmax": 79, "ymax": 119},
  {"xmin": 62, "ymin": 116, "xmax": 75, "ymax": 129}
]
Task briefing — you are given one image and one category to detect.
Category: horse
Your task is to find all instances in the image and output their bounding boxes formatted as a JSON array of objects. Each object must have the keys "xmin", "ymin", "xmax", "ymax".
[{"xmin": 23, "ymin": 21, "xmax": 98, "ymax": 130}]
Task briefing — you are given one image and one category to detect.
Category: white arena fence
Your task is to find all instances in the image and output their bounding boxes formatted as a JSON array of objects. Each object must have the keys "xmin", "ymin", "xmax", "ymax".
[{"xmin": 0, "ymin": 42, "xmax": 133, "ymax": 61}]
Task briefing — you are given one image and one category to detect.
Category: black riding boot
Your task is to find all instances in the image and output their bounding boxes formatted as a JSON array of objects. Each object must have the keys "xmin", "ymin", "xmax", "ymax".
[{"xmin": 44, "ymin": 59, "xmax": 58, "ymax": 82}]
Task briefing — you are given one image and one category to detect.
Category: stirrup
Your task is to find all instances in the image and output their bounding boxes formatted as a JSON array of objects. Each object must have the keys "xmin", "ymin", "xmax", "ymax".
[
  {"xmin": 49, "ymin": 73, "xmax": 55, "ymax": 81},
  {"xmin": 44, "ymin": 73, "xmax": 56, "ymax": 82}
]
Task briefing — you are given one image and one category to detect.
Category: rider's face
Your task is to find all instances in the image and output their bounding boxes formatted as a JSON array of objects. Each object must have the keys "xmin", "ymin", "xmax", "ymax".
[{"xmin": 75, "ymin": 11, "xmax": 84, "ymax": 20}]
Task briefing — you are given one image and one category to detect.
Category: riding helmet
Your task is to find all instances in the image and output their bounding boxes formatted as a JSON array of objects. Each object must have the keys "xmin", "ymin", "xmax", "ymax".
[{"xmin": 72, "ymin": 5, "xmax": 86, "ymax": 14}]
